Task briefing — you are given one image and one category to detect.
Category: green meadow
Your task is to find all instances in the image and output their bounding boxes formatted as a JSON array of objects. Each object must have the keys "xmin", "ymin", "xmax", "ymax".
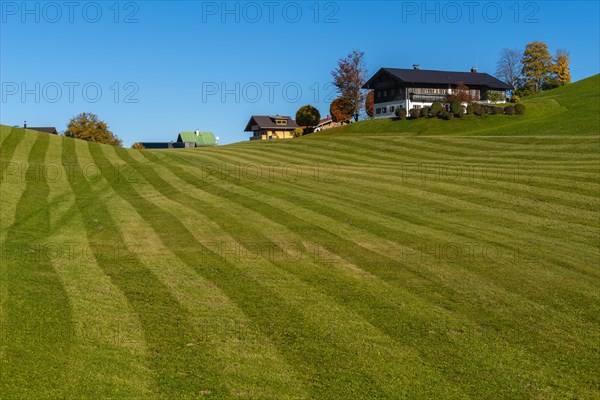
[{"xmin": 0, "ymin": 76, "xmax": 599, "ymax": 399}]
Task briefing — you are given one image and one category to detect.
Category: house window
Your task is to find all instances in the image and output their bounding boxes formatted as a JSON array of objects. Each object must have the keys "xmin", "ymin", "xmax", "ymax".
[
  {"xmin": 389, "ymin": 106, "xmax": 395, "ymax": 113},
  {"xmin": 381, "ymin": 106, "xmax": 387, "ymax": 113},
  {"xmin": 414, "ymin": 105, "xmax": 421, "ymax": 109},
  {"xmin": 276, "ymin": 120, "xmax": 286, "ymax": 126},
  {"xmin": 376, "ymin": 108, "xmax": 381, "ymax": 114}
]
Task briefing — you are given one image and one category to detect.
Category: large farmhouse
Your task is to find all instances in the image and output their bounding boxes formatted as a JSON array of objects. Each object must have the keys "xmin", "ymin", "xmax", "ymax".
[{"xmin": 363, "ymin": 66, "xmax": 511, "ymax": 118}]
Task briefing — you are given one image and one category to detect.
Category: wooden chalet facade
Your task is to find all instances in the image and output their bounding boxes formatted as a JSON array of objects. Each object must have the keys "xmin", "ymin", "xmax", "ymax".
[
  {"xmin": 245, "ymin": 115, "xmax": 298, "ymax": 140},
  {"xmin": 363, "ymin": 66, "xmax": 512, "ymax": 118}
]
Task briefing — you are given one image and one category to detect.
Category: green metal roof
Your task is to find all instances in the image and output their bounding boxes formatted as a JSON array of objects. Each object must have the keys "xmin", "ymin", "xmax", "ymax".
[{"xmin": 177, "ymin": 131, "xmax": 217, "ymax": 147}]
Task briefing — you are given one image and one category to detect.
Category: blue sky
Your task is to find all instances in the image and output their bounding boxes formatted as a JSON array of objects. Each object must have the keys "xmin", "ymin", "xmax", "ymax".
[{"xmin": 1, "ymin": 0, "xmax": 599, "ymax": 145}]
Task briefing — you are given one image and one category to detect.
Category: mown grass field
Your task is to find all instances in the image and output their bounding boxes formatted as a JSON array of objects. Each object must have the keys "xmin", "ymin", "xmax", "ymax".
[{"xmin": 1, "ymin": 78, "xmax": 599, "ymax": 399}]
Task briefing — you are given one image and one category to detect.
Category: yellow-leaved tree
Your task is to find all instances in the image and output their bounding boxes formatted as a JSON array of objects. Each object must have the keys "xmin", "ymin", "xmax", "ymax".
[
  {"xmin": 554, "ymin": 49, "xmax": 571, "ymax": 86},
  {"xmin": 64, "ymin": 112, "xmax": 122, "ymax": 146},
  {"xmin": 521, "ymin": 41, "xmax": 553, "ymax": 94}
]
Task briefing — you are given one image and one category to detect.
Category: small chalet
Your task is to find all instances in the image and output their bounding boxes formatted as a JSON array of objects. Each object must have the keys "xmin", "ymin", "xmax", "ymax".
[
  {"xmin": 245, "ymin": 115, "xmax": 298, "ymax": 141},
  {"xmin": 363, "ymin": 65, "xmax": 511, "ymax": 118}
]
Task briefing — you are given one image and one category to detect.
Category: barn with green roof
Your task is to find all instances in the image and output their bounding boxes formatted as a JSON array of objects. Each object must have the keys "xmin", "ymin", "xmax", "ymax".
[{"xmin": 177, "ymin": 130, "xmax": 217, "ymax": 147}]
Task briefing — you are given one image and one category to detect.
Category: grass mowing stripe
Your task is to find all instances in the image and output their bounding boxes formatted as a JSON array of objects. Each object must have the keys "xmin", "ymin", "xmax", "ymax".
[
  {"xmin": 112, "ymin": 147, "xmax": 456, "ymax": 399},
  {"xmin": 146, "ymin": 145, "xmax": 600, "ymax": 274},
  {"xmin": 0, "ymin": 126, "xmax": 11, "ymax": 147},
  {"xmin": 150, "ymin": 142, "xmax": 600, "ymax": 396},
  {"xmin": 239, "ymin": 173, "xmax": 600, "ymax": 333},
  {"xmin": 0, "ymin": 128, "xmax": 24, "ymax": 168},
  {"xmin": 62, "ymin": 138, "xmax": 229, "ymax": 399},
  {"xmin": 0, "ymin": 129, "xmax": 36, "ymax": 371},
  {"xmin": 145, "ymin": 150, "xmax": 599, "ymax": 397},
  {"xmin": 154, "ymin": 147, "xmax": 596, "ymax": 290},
  {"xmin": 281, "ymin": 136, "xmax": 600, "ymax": 178},
  {"xmin": 177, "ymin": 150, "xmax": 599, "ymax": 329},
  {"xmin": 212, "ymin": 141, "xmax": 600, "ymax": 209},
  {"xmin": 414, "ymin": 136, "xmax": 600, "ymax": 156},
  {"xmin": 100, "ymin": 147, "xmax": 310, "ymax": 399},
  {"xmin": 240, "ymin": 144, "xmax": 594, "ymax": 242},
  {"xmin": 282, "ymin": 166, "xmax": 600, "ymax": 280},
  {"xmin": 1, "ymin": 134, "xmax": 75, "ymax": 399},
  {"xmin": 48, "ymin": 137, "xmax": 152, "ymax": 398},
  {"xmin": 355, "ymin": 135, "xmax": 600, "ymax": 162},
  {"xmin": 187, "ymin": 149, "xmax": 599, "ymax": 250},
  {"xmin": 238, "ymin": 139, "xmax": 600, "ymax": 202},
  {"xmin": 137, "ymin": 152, "xmax": 580, "ymax": 397}
]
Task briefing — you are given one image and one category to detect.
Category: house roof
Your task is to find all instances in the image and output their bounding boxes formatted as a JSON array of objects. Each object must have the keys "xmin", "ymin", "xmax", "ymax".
[
  {"xmin": 177, "ymin": 131, "xmax": 217, "ymax": 147},
  {"xmin": 317, "ymin": 117, "xmax": 333, "ymax": 126},
  {"xmin": 28, "ymin": 127, "xmax": 58, "ymax": 134},
  {"xmin": 244, "ymin": 115, "xmax": 299, "ymax": 131},
  {"xmin": 363, "ymin": 68, "xmax": 511, "ymax": 90}
]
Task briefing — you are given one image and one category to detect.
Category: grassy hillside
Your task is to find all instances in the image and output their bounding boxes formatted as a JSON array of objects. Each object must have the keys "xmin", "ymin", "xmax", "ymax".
[
  {"xmin": 321, "ymin": 74, "xmax": 600, "ymax": 137},
  {"xmin": 1, "ymin": 82, "xmax": 599, "ymax": 398}
]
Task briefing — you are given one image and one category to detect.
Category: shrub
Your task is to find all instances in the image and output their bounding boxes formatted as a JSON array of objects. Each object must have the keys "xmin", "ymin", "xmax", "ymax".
[
  {"xmin": 450, "ymin": 101, "xmax": 461, "ymax": 114},
  {"xmin": 472, "ymin": 103, "xmax": 484, "ymax": 116},
  {"xmin": 510, "ymin": 95, "xmax": 521, "ymax": 103},
  {"xmin": 514, "ymin": 103, "xmax": 526, "ymax": 115},
  {"xmin": 487, "ymin": 91, "xmax": 504, "ymax": 102},
  {"xmin": 131, "ymin": 142, "xmax": 144, "ymax": 150},
  {"xmin": 409, "ymin": 108, "xmax": 420, "ymax": 119},
  {"xmin": 395, "ymin": 107, "xmax": 407, "ymax": 120},
  {"xmin": 441, "ymin": 111, "xmax": 453, "ymax": 120},
  {"xmin": 420, "ymin": 107, "xmax": 430, "ymax": 118},
  {"xmin": 430, "ymin": 102, "xmax": 443, "ymax": 117},
  {"xmin": 292, "ymin": 128, "xmax": 304, "ymax": 138},
  {"xmin": 491, "ymin": 106, "xmax": 502, "ymax": 115},
  {"xmin": 466, "ymin": 104, "xmax": 474, "ymax": 114},
  {"xmin": 504, "ymin": 105, "xmax": 516, "ymax": 115}
]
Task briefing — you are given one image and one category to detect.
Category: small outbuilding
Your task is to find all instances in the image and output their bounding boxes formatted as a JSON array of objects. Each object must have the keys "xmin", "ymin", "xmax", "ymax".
[{"xmin": 177, "ymin": 130, "xmax": 217, "ymax": 147}]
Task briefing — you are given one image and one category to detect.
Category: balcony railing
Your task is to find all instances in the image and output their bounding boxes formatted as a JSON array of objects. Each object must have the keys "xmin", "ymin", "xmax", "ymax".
[{"xmin": 409, "ymin": 93, "xmax": 449, "ymax": 102}]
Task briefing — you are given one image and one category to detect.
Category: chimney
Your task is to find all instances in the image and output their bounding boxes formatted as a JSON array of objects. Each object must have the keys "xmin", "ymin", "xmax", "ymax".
[
  {"xmin": 413, "ymin": 64, "xmax": 420, "ymax": 70},
  {"xmin": 195, "ymin": 129, "xmax": 200, "ymax": 135},
  {"xmin": 471, "ymin": 67, "xmax": 478, "ymax": 73}
]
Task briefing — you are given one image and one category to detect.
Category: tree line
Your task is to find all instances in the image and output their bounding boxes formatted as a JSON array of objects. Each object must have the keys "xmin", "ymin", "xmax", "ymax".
[{"xmin": 496, "ymin": 41, "xmax": 571, "ymax": 100}]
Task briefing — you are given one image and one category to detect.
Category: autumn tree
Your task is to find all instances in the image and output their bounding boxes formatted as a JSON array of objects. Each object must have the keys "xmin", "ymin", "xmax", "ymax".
[
  {"xmin": 64, "ymin": 112, "xmax": 122, "ymax": 146},
  {"xmin": 553, "ymin": 49, "xmax": 571, "ymax": 86},
  {"xmin": 365, "ymin": 91, "xmax": 374, "ymax": 118},
  {"xmin": 295, "ymin": 105, "xmax": 321, "ymax": 132},
  {"xmin": 331, "ymin": 50, "xmax": 368, "ymax": 122},
  {"xmin": 495, "ymin": 48, "xmax": 522, "ymax": 91},
  {"xmin": 330, "ymin": 97, "xmax": 353, "ymax": 123},
  {"xmin": 447, "ymin": 82, "xmax": 473, "ymax": 103},
  {"xmin": 521, "ymin": 41, "xmax": 553, "ymax": 94}
]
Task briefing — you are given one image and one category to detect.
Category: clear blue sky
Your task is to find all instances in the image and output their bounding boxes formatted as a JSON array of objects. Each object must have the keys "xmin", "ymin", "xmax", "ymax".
[{"xmin": 1, "ymin": 0, "xmax": 599, "ymax": 145}]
